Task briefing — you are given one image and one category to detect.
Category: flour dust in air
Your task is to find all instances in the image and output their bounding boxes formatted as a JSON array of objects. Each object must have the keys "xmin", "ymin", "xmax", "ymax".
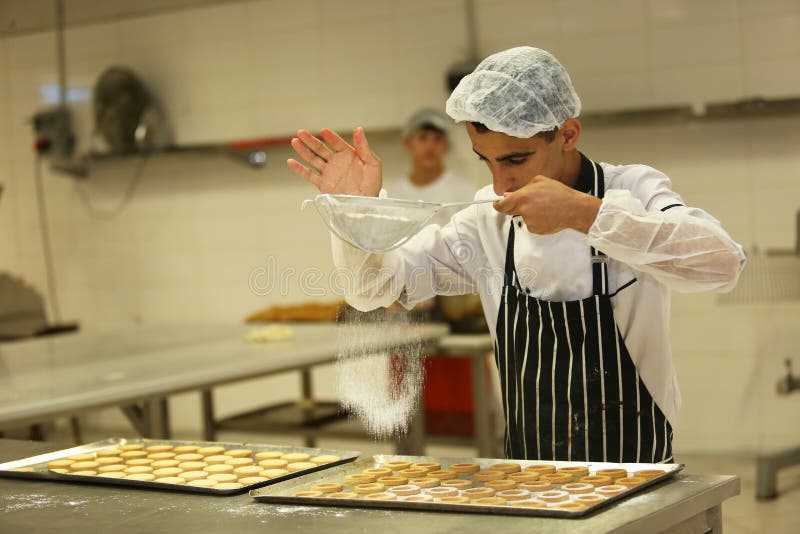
[{"xmin": 336, "ymin": 311, "xmax": 424, "ymax": 439}]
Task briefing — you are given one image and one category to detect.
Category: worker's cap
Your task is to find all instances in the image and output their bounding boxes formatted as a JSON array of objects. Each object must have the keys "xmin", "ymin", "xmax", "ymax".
[{"xmin": 402, "ymin": 108, "xmax": 453, "ymax": 139}]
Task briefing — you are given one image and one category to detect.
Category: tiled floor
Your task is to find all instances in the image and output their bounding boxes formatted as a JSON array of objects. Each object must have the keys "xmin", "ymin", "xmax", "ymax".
[{"xmin": 18, "ymin": 425, "xmax": 800, "ymax": 533}]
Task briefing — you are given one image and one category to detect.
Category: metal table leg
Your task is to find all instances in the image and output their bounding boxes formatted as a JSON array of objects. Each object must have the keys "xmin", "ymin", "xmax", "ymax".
[
  {"xmin": 756, "ymin": 445, "xmax": 800, "ymax": 499},
  {"xmin": 300, "ymin": 368, "xmax": 316, "ymax": 448},
  {"xmin": 201, "ymin": 389, "xmax": 216, "ymax": 442},
  {"xmin": 471, "ymin": 352, "xmax": 494, "ymax": 458}
]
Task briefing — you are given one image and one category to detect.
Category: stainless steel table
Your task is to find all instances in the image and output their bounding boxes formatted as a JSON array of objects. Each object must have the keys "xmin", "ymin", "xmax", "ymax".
[
  {"xmin": 0, "ymin": 323, "xmax": 448, "ymax": 439},
  {"xmin": 0, "ymin": 439, "xmax": 740, "ymax": 533}
]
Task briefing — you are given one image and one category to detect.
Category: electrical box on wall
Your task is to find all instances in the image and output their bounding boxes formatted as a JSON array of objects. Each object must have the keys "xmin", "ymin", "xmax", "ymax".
[{"xmin": 31, "ymin": 106, "xmax": 88, "ymax": 178}]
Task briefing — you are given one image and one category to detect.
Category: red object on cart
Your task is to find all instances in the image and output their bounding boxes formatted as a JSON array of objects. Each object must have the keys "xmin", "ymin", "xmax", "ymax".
[{"xmin": 423, "ymin": 355, "xmax": 476, "ymax": 437}]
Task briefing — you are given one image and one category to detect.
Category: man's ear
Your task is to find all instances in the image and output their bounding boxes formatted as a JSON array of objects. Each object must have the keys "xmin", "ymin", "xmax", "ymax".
[{"xmin": 560, "ymin": 118, "xmax": 581, "ymax": 151}]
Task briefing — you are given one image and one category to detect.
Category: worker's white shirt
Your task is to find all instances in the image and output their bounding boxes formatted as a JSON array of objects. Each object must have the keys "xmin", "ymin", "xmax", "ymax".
[
  {"xmin": 332, "ymin": 160, "xmax": 747, "ymax": 426},
  {"xmin": 389, "ymin": 170, "xmax": 476, "ymax": 227}
]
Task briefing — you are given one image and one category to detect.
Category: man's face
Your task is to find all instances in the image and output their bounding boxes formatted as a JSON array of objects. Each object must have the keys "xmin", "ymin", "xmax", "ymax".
[
  {"xmin": 467, "ymin": 123, "xmax": 569, "ymax": 196},
  {"xmin": 403, "ymin": 127, "xmax": 449, "ymax": 169}
]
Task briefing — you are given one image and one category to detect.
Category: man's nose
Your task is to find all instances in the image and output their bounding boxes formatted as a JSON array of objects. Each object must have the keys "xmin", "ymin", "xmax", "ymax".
[{"xmin": 491, "ymin": 168, "xmax": 514, "ymax": 195}]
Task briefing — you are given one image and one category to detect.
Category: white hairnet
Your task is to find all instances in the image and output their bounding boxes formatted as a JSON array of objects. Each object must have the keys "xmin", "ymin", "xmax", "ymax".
[{"xmin": 445, "ymin": 46, "xmax": 581, "ymax": 139}]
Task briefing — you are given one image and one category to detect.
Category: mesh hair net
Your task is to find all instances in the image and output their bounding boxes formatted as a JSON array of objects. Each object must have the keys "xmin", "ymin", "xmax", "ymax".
[{"xmin": 445, "ymin": 46, "xmax": 581, "ymax": 138}]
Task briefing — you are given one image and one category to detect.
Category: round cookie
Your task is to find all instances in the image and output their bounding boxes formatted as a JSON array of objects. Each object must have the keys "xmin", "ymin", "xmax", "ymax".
[
  {"xmin": 310, "ymin": 455, "xmax": 340, "ymax": 465},
  {"xmin": 120, "ymin": 444, "xmax": 145, "ymax": 451},
  {"xmin": 204, "ymin": 463, "xmax": 234, "ymax": 475},
  {"xmin": 97, "ymin": 448, "xmax": 123, "ymax": 458},
  {"xmin": 67, "ymin": 454, "xmax": 95, "ymax": 462},
  {"xmin": 214, "ymin": 482, "xmax": 244, "ymax": 489},
  {"xmin": 153, "ymin": 467, "xmax": 183, "ymax": 479},
  {"xmin": 496, "ymin": 489, "xmax": 531, "ymax": 501},
  {"xmin": 473, "ymin": 470, "xmax": 505, "ymax": 482},
  {"xmin": 365, "ymin": 492, "xmax": 396, "ymax": 500},
  {"xmin": 96, "ymin": 457, "xmax": 125, "ymax": 466},
  {"xmin": 254, "ymin": 451, "xmax": 283, "ymax": 461},
  {"xmin": 178, "ymin": 461, "xmax": 207, "ymax": 471},
  {"xmin": 147, "ymin": 452, "xmax": 176, "ymax": 461},
  {"xmin": 172, "ymin": 445, "xmax": 200, "ymax": 454},
  {"xmin": 312, "ymin": 482, "xmax": 343, "ymax": 493},
  {"xmin": 145, "ymin": 444, "xmax": 173, "ymax": 453},
  {"xmin": 69, "ymin": 461, "xmax": 100, "ymax": 472},
  {"xmin": 524, "ymin": 464, "xmax": 556, "ymax": 475},
  {"xmin": 472, "ymin": 497, "xmax": 507, "ymax": 505},
  {"xmin": 196, "ymin": 446, "xmax": 226, "ymax": 457},
  {"xmin": 449, "ymin": 463, "xmax": 480, "ymax": 475},
  {"xmin": 409, "ymin": 477, "xmax": 440, "ymax": 489},
  {"xmin": 490, "ymin": 462, "xmax": 522, "ymax": 474},
  {"xmin": 98, "ymin": 464, "xmax": 127, "ymax": 473},
  {"xmin": 71, "ymin": 470, "xmax": 97, "ymax": 476},
  {"xmin": 120, "ymin": 451, "xmax": 147, "ymax": 460},
  {"xmin": 258, "ymin": 459, "xmax": 288, "ymax": 469},
  {"xmin": 151, "ymin": 460, "xmax": 180, "ymax": 469},
  {"xmin": 462, "ymin": 487, "xmax": 495, "ymax": 499},
  {"xmin": 47, "ymin": 459, "xmax": 74, "ymax": 469},
  {"xmin": 187, "ymin": 479, "xmax": 217, "ymax": 487},
  {"xmin": 281, "ymin": 452, "xmax": 310, "ymax": 463},
  {"xmin": 225, "ymin": 458, "xmax": 254, "ymax": 468},
  {"xmin": 225, "ymin": 449, "xmax": 253, "ymax": 458},
  {"xmin": 181, "ymin": 471, "xmax": 209, "ymax": 482},
  {"xmin": 287, "ymin": 462, "xmax": 316, "ymax": 472},
  {"xmin": 410, "ymin": 462, "xmax": 440, "ymax": 473},
  {"xmin": 174, "ymin": 453, "xmax": 204, "ymax": 463},
  {"xmin": 538, "ymin": 490, "xmax": 569, "ymax": 503},
  {"xmin": 205, "ymin": 455, "xmax": 231, "ymax": 465},
  {"xmin": 125, "ymin": 458, "xmax": 154, "ymax": 467},
  {"xmin": 234, "ymin": 465, "xmax": 263, "ymax": 477},
  {"xmin": 437, "ymin": 496, "xmax": 470, "ymax": 504},
  {"xmin": 124, "ymin": 466, "xmax": 153, "ymax": 475},
  {"xmin": 441, "ymin": 479, "xmax": 473, "ymax": 490},
  {"xmin": 208, "ymin": 473, "xmax": 238, "ymax": 483}
]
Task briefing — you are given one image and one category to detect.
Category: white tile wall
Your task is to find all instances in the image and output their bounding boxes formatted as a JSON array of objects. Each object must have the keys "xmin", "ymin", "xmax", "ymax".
[{"xmin": 1, "ymin": 0, "xmax": 799, "ymax": 452}]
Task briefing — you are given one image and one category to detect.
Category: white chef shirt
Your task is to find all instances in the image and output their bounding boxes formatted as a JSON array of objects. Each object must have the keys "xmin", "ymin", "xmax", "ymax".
[{"xmin": 331, "ymin": 156, "xmax": 747, "ymax": 426}]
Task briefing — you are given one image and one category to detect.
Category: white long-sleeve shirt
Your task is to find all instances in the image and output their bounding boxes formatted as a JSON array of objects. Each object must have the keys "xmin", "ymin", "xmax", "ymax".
[{"xmin": 331, "ymin": 159, "xmax": 746, "ymax": 425}]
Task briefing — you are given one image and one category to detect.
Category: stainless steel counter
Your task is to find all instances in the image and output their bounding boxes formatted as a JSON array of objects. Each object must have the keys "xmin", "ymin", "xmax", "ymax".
[{"xmin": 0, "ymin": 439, "xmax": 739, "ymax": 533}]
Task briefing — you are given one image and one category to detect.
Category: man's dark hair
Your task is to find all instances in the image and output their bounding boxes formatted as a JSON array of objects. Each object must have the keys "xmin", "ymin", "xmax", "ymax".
[
  {"xmin": 418, "ymin": 122, "xmax": 446, "ymax": 135},
  {"xmin": 470, "ymin": 121, "xmax": 557, "ymax": 143}
]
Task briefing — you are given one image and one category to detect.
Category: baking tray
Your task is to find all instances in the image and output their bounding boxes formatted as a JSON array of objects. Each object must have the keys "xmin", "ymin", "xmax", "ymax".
[
  {"xmin": 0, "ymin": 438, "xmax": 359, "ymax": 495},
  {"xmin": 251, "ymin": 454, "xmax": 684, "ymax": 517}
]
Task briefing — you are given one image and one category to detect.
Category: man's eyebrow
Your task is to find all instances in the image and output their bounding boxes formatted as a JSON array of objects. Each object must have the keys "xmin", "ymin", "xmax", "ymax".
[{"xmin": 472, "ymin": 148, "xmax": 534, "ymax": 161}]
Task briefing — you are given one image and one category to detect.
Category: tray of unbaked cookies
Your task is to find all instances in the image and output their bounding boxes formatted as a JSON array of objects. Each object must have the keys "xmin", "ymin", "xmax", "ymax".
[
  {"xmin": 0, "ymin": 438, "xmax": 359, "ymax": 495},
  {"xmin": 250, "ymin": 454, "xmax": 683, "ymax": 517}
]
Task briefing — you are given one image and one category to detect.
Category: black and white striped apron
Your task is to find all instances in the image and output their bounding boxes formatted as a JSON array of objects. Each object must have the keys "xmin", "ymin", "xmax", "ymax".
[{"xmin": 494, "ymin": 159, "xmax": 674, "ymax": 462}]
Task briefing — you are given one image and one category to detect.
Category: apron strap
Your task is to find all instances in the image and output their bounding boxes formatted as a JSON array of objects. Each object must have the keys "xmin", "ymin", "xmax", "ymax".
[
  {"xmin": 503, "ymin": 218, "xmax": 521, "ymax": 289},
  {"xmin": 589, "ymin": 160, "xmax": 609, "ymax": 296}
]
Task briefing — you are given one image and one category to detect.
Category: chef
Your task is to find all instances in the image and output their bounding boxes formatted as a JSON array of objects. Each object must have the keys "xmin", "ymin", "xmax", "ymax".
[{"xmin": 287, "ymin": 46, "xmax": 746, "ymax": 463}]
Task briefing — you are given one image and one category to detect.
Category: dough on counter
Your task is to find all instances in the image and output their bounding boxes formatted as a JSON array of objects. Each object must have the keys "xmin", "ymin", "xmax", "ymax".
[{"xmin": 244, "ymin": 325, "xmax": 294, "ymax": 343}]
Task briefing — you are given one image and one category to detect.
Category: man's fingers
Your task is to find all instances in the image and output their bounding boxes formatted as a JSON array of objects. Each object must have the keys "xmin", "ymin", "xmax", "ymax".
[
  {"xmin": 291, "ymin": 138, "xmax": 327, "ymax": 172},
  {"xmin": 493, "ymin": 194, "xmax": 517, "ymax": 214},
  {"xmin": 320, "ymin": 128, "xmax": 355, "ymax": 153},
  {"xmin": 353, "ymin": 127, "xmax": 376, "ymax": 164},
  {"xmin": 287, "ymin": 158, "xmax": 321, "ymax": 188},
  {"xmin": 297, "ymin": 130, "xmax": 334, "ymax": 161}
]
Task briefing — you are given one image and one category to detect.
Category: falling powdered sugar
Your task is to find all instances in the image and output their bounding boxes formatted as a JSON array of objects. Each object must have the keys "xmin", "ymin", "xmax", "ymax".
[{"xmin": 336, "ymin": 311, "xmax": 424, "ymax": 438}]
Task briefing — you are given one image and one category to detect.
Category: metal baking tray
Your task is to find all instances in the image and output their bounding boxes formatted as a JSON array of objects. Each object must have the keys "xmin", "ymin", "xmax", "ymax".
[
  {"xmin": 251, "ymin": 454, "xmax": 684, "ymax": 517},
  {"xmin": 0, "ymin": 438, "xmax": 359, "ymax": 495}
]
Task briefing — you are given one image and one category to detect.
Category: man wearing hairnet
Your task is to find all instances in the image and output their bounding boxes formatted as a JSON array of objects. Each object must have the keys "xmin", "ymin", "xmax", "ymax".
[{"xmin": 288, "ymin": 47, "xmax": 745, "ymax": 462}]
